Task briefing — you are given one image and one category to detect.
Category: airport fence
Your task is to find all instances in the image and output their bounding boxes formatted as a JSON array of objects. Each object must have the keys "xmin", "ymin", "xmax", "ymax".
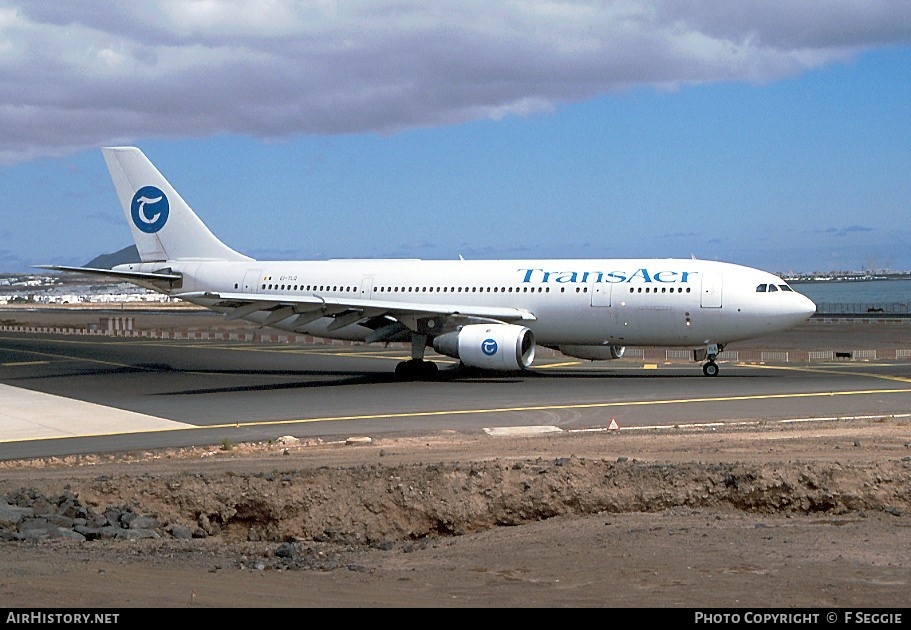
[{"xmin": 813, "ymin": 302, "xmax": 910, "ymax": 316}]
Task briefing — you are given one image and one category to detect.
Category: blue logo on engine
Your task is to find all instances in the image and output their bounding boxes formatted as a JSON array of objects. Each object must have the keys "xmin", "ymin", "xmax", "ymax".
[
  {"xmin": 130, "ymin": 186, "xmax": 169, "ymax": 233},
  {"xmin": 481, "ymin": 339, "xmax": 498, "ymax": 356}
]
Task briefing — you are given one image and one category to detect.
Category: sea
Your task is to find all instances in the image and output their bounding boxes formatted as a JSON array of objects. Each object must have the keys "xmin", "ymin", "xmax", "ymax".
[{"xmin": 788, "ymin": 278, "xmax": 911, "ymax": 315}]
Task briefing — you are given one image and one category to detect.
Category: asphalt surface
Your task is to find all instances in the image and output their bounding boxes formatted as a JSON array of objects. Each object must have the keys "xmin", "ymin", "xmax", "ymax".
[{"xmin": 2, "ymin": 317, "xmax": 910, "ymax": 460}]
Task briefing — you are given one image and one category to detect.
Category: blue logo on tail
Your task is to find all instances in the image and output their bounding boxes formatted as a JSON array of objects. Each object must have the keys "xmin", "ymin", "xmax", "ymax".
[
  {"xmin": 481, "ymin": 339, "xmax": 498, "ymax": 356},
  {"xmin": 131, "ymin": 186, "xmax": 169, "ymax": 233}
]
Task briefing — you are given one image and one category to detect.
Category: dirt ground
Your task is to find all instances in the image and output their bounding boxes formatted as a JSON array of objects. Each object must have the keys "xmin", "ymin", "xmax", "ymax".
[
  {"xmin": 0, "ymin": 309, "xmax": 909, "ymax": 608},
  {"xmin": 0, "ymin": 420, "xmax": 909, "ymax": 609}
]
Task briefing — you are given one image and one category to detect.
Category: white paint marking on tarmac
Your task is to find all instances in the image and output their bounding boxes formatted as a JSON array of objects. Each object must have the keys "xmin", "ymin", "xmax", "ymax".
[
  {"xmin": 484, "ymin": 425, "xmax": 564, "ymax": 437},
  {"xmin": 0, "ymin": 384, "xmax": 193, "ymax": 443}
]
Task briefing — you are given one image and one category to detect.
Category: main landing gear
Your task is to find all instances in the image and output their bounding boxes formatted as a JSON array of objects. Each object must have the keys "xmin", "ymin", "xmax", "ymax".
[
  {"xmin": 395, "ymin": 333, "xmax": 440, "ymax": 380},
  {"xmin": 395, "ymin": 358, "xmax": 439, "ymax": 379}
]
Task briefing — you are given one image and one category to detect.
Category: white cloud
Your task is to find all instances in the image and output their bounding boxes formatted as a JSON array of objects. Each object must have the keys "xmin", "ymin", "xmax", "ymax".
[{"xmin": 1, "ymin": 0, "xmax": 909, "ymax": 164}]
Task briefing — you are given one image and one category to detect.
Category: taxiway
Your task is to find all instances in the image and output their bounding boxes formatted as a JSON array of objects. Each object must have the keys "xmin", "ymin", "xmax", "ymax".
[{"xmin": 2, "ymin": 329, "xmax": 910, "ymax": 460}]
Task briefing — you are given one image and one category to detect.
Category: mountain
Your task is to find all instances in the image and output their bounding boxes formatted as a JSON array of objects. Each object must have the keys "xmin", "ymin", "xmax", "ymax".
[{"xmin": 84, "ymin": 245, "xmax": 141, "ymax": 269}]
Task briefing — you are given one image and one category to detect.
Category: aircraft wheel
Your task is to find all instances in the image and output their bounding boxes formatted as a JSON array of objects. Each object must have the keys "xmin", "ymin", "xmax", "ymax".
[
  {"xmin": 702, "ymin": 361, "xmax": 720, "ymax": 377},
  {"xmin": 421, "ymin": 361, "xmax": 439, "ymax": 376},
  {"xmin": 395, "ymin": 359, "xmax": 438, "ymax": 380}
]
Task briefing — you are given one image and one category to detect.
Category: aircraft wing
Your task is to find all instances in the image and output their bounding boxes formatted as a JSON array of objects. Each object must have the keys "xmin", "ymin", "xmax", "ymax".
[{"xmin": 174, "ymin": 290, "xmax": 536, "ymax": 338}]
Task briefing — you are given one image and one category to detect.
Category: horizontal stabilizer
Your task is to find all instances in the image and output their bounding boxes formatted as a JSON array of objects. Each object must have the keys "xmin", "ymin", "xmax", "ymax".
[{"xmin": 34, "ymin": 265, "xmax": 182, "ymax": 282}]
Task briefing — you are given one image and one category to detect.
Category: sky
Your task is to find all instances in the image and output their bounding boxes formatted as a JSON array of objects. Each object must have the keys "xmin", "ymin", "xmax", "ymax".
[{"xmin": 0, "ymin": 1, "xmax": 909, "ymax": 276}]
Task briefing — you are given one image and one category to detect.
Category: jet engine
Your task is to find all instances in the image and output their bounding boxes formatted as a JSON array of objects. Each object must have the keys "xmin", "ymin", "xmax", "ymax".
[
  {"xmin": 432, "ymin": 324, "xmax": 535, "ymax": 371},
  {"xmin": 558, "ymin": 344, "xmax": 626, "ymax": 360}
]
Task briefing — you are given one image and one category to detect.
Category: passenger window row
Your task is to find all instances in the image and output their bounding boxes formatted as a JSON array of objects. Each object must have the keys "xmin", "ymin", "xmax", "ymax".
[
  {"xmin": 254, "ymin": 284, "xmax": 696, "ymax": 295},
  {"xmin": 252, "ymin": 282, "xmax": 701, "ymax": 296},
  {"xmin": 257, "ymin": 284, "xmax": 583, "ymax": 294},
  {"xmin": 629, "ymin": 287, "xmax": 690, "ymax": 293}
]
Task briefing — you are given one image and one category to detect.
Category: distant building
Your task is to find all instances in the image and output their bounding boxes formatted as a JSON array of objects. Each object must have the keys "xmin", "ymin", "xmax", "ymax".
[{"xmin": 0, "ymin": 273, "xmax": 173, "ymax": 304}]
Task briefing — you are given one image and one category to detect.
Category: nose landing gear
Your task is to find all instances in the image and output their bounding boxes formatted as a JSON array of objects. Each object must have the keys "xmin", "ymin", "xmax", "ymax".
[
  {"xmin": 702, "ymin": 360, "xmax": 720, "ymax": 377},
  {"xmin": 695, "ymin": 343, "xmax": 724, "ymax": 377}
]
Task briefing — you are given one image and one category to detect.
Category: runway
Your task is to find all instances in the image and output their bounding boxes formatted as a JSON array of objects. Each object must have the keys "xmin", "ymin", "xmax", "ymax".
[{"xmin": 2, "ymin": 330, "xmax": 911, "ymax": 460}]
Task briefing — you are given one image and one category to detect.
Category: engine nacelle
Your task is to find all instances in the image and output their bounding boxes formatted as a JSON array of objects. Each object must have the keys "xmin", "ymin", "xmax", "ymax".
[
  {"xmin": 432, "ymin": 324, "xmax": 535, "ymax": 371},
  {"xmin": 558, "ymin": 344, "xmax": 626, "ymax": 360}
]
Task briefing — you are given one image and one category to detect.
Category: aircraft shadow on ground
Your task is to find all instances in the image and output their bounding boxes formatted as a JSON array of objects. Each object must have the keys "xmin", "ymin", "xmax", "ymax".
[
  {"xmin": 154, "ymin": 366, "xmax": 773, "ymax": 396},
  {"xmin": 3, "ymin": 361, "xmax": 775, "ymax": 396}
]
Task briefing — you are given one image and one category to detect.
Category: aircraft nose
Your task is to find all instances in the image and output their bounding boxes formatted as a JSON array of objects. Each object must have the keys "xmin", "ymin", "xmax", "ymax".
[{"xmin": 796, "ymin": 294, "xmax": 817, "ymax": 320}]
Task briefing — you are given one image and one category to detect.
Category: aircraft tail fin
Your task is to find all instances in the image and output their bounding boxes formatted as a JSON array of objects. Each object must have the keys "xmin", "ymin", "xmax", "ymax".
[{"xmin": 102, "ymin": 147, "xmax": 253, "ymax": 263}]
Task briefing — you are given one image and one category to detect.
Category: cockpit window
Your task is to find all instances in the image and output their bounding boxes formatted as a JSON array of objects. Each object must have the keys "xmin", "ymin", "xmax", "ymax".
[{"xmin": 757, "ymin": 282, "xmax": 794, "ymax": 293}]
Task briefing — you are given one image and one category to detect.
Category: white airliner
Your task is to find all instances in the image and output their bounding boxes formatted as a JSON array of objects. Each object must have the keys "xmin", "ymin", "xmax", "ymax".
[{"xmin": 40, "ymin": 147, "xmax": 816, "ymax": 377}]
